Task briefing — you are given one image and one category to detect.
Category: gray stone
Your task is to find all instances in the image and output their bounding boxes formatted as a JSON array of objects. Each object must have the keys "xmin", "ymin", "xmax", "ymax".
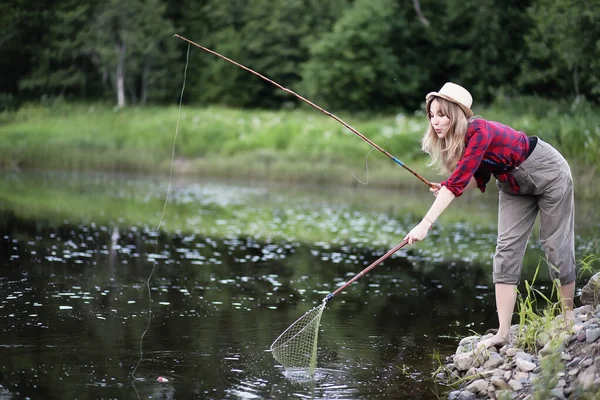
[
  {"xmin": 516, "ymin": 358, "xmax": 536, "ymax": 372},
  {"xmin": 483, "ymin": 354, "xmax": 505, "ymax": 370},
  {"xmin": 457, "ymin": 390, "xmax": 476, "ymax": 400},
  {"xmin": 582, "ymin": 357, "xmax": 594, "ymax": 367},
  {"xmin": 514, "ymin": 351, "xmax": 533, "ymax": 362},
  {"xmin": 550, "ymin": 388, "xmax": 566, "ymax": 400},
  {"xmin": 453, "ymin": 351, "xmax": 487, "ymax": 371},
  {"xmin": 505, "ymin": 347, "xmax": 522, "ymax": 357},
  {"xmin": 490, "ymin": 376, "xmax": 510, "ymax": 390},
  {"xmin": 581, "ymin": 272, "xmax": 600, "ymax": 308},
  {"xmin": 513, "ymin": 371, "xmax": 530, "ymax": 381},
  {"xmin": 465, "ymin": 379, "xmax": 488, "ymax": 394},
  {"xmin": 459, "ymin": 335, "xmax": 480, "ymax": 347},
  {"xmin": 577, "ymin": 367, "xmax": 596, "ymax": 391},
  {"xmin": 448, "ymin": 390, "xmax": 461, "ymax": 400},
  {"xmin": 586, "ymin": 327, "xmax": 600, "ymax": 343},
  {"xmin": 453, "ymin": 352, "xmax": 476, "ymax": 371},
  {"xmin": 508, "ymin": 379, "xmax": 523, "ymax": 391}
]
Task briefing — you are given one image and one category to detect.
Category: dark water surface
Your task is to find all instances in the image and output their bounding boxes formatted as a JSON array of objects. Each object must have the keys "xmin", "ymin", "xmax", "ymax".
[{"xmin": 0, "ymin": 172, "xmax": 598, "ymax": 399}]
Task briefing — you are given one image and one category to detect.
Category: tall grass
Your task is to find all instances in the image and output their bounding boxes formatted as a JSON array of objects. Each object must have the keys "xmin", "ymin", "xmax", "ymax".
[{"xmin": 0, "ymin": 97, "xmax": 598, "ymax": 196}]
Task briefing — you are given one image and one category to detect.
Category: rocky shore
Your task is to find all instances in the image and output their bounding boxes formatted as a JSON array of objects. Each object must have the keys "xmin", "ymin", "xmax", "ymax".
[{"xmin": 436, "ymin": 273, "xmax": 600, "ymax": 399}]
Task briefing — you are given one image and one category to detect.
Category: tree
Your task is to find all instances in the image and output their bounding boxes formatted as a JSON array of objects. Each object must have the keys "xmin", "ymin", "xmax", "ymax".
[
  {"xmin": 301, "ymin": 0, "xmax": 409, "ymax": 111},
  {"xmin": 89, "ymin": 0, "xmax": 178, "ymax": 107},
  {"xmin": 18, "ymin": 1, "xmax": 101, "ymax": 98},
  {"xmin": 432, "ymin": 0, "xmax": 532, "ymax": 104},
  {"xmin": 521, "ymin": 0, "xmax": 600, "ymax": 102}
]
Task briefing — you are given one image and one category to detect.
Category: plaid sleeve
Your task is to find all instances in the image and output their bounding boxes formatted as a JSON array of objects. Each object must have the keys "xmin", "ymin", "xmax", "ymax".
[{"xmin": 441, "ymin": 120, "xmax": 492, "ymax": 197}]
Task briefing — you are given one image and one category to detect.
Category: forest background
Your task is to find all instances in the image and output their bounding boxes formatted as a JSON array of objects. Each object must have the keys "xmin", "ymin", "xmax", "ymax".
[{"xmin": 0, "ymin": 0, "xmax": 599, "ymax": 196}]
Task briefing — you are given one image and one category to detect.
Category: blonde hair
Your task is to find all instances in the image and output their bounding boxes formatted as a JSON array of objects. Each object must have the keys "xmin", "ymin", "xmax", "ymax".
[{"xmin": 421, "ymin": 97, "xmax": 470, "ymax": 175}]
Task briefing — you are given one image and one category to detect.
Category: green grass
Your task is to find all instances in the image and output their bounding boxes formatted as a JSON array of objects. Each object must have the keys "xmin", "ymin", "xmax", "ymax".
[{"xmin": 0, "ymin": 97, "xmax": 599, "ymax": 197}]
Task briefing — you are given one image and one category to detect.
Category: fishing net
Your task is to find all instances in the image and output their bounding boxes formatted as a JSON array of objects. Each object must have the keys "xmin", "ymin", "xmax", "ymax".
[
  {"xmin": 270, "ymin": 240, "xmax": 409, "ymax": 377},
  {"xmin": 270, "ymin": 300, "xmax": 327, "ymax": 376}
]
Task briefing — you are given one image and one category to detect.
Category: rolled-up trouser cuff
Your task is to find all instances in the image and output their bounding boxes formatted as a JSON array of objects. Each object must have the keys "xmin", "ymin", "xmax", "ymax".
[
  {"xmin": 493, "ymin": 272, "xmax": 521, "ymax": 285},
  {"xmin": 557, "ymin": 270, "xmax": 577, "ymax": 286},
  {"xmin": 494, "ymin": 271, "xmax": 577, "ymax": 286}
]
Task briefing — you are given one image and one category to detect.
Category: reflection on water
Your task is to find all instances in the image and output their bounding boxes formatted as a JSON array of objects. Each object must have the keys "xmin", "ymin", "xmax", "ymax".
[{"xmin": 0, "ymin": 171, "xmax": 598, "ymax": 399}]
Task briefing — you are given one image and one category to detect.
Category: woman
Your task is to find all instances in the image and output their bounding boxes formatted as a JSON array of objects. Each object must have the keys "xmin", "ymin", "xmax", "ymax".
[{"xmin": 404, "ymin": 82, "xmax": 576, "ymax": 350}]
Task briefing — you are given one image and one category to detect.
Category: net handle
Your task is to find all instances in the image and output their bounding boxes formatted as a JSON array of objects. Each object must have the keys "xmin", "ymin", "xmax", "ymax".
[{"xmin": 327, "ymin": 239, "xmax": 409, "ymax": 301}]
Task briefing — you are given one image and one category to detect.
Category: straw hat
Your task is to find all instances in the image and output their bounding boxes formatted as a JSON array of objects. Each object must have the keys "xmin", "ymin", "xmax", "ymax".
[{"xmin": 426, "ymin": 82, "xmax": 474, "ymax": 118}]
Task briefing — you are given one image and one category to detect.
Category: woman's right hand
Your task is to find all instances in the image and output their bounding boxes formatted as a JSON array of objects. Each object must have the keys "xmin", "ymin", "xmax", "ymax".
[{"xmin": 430, "ymin": 183, "xmax": 441, "ymax": 197}]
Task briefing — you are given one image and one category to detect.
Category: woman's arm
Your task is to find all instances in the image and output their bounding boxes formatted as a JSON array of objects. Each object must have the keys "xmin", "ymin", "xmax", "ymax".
[{"xmin": 404, "ymin": 186, "xmax": 456, "ymax": 244}]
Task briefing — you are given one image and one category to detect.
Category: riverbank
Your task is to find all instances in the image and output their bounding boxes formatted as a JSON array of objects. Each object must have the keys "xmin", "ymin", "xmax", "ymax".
[
  {"xmin": 437, "ymin": 269, "xmax": 600, "ymax": 399},
  {"xmin": 1, "ymin": 99, "xmax": 598, "ymax": 198}
]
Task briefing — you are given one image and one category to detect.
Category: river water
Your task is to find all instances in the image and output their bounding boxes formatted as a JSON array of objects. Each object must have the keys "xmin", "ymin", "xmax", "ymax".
[{"xmin": 0, "ymin": 171, "xmax": 598, "ymax": 399}]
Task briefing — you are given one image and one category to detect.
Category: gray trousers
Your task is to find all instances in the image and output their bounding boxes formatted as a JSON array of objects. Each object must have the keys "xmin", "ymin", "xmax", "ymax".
[{"xmin": 494, "ymin": 138, "xmax": 576, "ymax": 285}]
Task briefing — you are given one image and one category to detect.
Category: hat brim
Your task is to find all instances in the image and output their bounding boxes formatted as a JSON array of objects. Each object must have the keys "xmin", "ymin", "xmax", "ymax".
[{"xmin": 426, "ymin": 92, "xmax": 474, "ymax": 118}]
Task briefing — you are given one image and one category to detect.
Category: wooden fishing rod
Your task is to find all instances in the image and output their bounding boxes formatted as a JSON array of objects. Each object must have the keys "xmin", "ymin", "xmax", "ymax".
[{"xmin": 173, "ymin": 34, "xmax": 435, "ymax": 189}]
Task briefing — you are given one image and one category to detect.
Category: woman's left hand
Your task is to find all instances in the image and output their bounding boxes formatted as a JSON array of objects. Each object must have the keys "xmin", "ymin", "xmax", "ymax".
[{"xmin": 404, "ymin": 220, "xmax": 432, "ymax": 245}]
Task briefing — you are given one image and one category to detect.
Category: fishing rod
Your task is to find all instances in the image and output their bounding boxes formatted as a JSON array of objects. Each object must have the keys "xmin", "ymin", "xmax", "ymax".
[{"xmin": 173, "ymin": 34, "xmax": 435, "ymax": 189}]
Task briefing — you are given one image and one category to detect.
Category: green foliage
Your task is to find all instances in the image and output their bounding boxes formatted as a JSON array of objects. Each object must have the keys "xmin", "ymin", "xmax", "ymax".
[
  {"xmin": 436, "ymin": 0, "xmax": 532, "ymax": 104},
  {"xmin": 514, "ymin": 264, "xmax": 565, "ymax": 353},
  {"xmin": 301, "ymin": 0, "xmax": 406, "ymax": 111},
  {"xmin": 521, "ymin": 0, "xmax": 600, "ymax": 100},
  {"xmin": 2, "ymin": 0, "xmax": 600, "ymax": 108}
]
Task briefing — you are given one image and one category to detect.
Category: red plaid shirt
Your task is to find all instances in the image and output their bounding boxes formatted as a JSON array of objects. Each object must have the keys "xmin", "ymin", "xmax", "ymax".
[{"xmin": 441, "ymin": 118, "xmax": 530, "ymax": 197}]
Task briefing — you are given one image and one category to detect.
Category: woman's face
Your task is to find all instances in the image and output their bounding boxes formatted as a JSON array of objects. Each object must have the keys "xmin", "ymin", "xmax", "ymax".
[{"xmin": 429, "ymin": 99, "xmax": 451, "ymax": 139}]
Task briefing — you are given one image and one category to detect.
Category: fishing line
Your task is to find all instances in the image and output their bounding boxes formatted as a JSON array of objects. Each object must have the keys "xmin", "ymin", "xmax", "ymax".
[
  {"xmin": 352, "ymin": 148, "xmax": 375, "ymax": 185},
  {"xmin": 131, "ymin": 42, "xmax": 190, "ymax": 380}
]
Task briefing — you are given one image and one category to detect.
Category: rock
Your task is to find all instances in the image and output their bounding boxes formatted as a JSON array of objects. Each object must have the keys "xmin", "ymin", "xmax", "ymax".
[
  {"xmin": 586, "ymin": 328, "xmax": 600, "ymax": 343},
  {"xmin": 459, "ymin": 335, "xmax": 480, "ymax": 347},
  {"xmin": 514, "ymin": 352, "xmax": 534, "ymax": 362},
  {"xmin": 508, "ymin": 379, "xmax": 523, "ymax": 391},
  {"xmin": 483, "ymin": 354, "xmax": 504, "ymax": 370},
  {"xmin": 560, "ymin": 352, "xmax": 572, "ymax": 361},
  {"xmin": 564, "ymin": 386, "xmax": 574, "ymax": 396},
  {"xmin": 580, "ymin": 272, "xmax": 600, "ymax": 308},
  {"xmin": 453, "ymin": 352, "xmax": 476, "ymax": 371},
  {"xmin": 490, "ymin": 376, "xmax": 510, "ymax": 390},
  {"xmin": 453, "ymin": 351, "xmax": 487, "ymax": 371},
  {"xmin": 516, "ymin": 358, "xmax": 536, "ymax": 372},
  {"xmin": 550, "ymin": 388, "xmax": 566, "ymax": 400},
  {"xmin": 513, "ymin": 371, "xmax": 530, "ymax": 381},
  {"xmin": 577, "ymin": 367, "xmax": 596, "ymax": 391},
  {"xmin": 567, "ymin": 356, "xmax": 581, "ymax": 368},
  {"xmin": 448, "ymin": 390, "xmax": 461, "ymax": 400},
  {"xmin": 505, "ymin": 347, "xmax": 522, "ymax": 357},
  {"xmin": 457, "ymin": 390, "xmax": 476, "ymax": 400},
  {"xmin": 582, "ymin": 358, "xmax": 594, "ymax": 367},
  {"xmin": 465, "ymin": 379, "xmax": 488, "ymax": 394}
]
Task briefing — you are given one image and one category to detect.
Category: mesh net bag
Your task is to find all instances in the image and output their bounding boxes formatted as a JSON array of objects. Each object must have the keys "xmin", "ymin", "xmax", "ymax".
[{"xmin": 270, "ymin": 301, "xmax": 326, "ymax": 375}]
